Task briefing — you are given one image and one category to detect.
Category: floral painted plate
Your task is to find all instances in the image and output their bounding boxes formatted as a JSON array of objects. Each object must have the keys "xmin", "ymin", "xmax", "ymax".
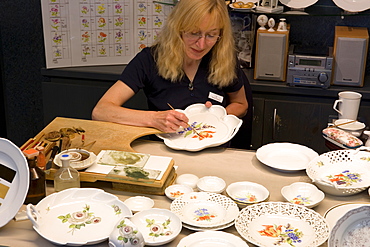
[
  {"xmin": 235, "ymin": 202, "xmax": 329, "ymax": 247},
  {"xmin": 170, "ymin": 192, "xmax": 239, "ymax": 228},
  {"xmin": 177, "ymin": 230, "xmax": 249, "ymax": 247},
  {"xmin": 129, "ymin": 208, "xmax": 182, "ymax": 246},
  {"xmin": 156, "ymin": 104, "xmax": 242, "ymax": 151},
  {"xmin": 328, "ymin": 205, "xmax": 370, "ymax": 247},
  {"xmin": 26, "ymin": 188, "xmax": 132, "ymax": 246}
]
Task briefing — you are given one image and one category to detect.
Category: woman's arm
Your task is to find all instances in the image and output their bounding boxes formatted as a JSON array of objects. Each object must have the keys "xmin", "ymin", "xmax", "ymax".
[
  {"xmin": 91, "ymin": 80, "xmax": 189, "ymax": 132},
  {"xmin": 225, "ymin": 85, "xmax": 248, "ymax": 118}
]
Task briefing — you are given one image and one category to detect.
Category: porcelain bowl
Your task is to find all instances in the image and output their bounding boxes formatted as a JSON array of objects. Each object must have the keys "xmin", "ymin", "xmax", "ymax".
[
  {"xmin": 281, "ymin": 182, "xmax": 325, "ymax": 208},
  {"xmin": 196, "ymin": 176, "xmax": 226, "ymax": 193},
  {"xmin": 123, "ymin": 196, "xmax": 154, "ymax": 213},
  {"xmin": 129, "ymin": 208, "xmax": 182, "ymax": 246},
  {"xmin": 109, "ymin": 217, "xmax": 145, "ymax": 247},
  {"xmin": 175, "ymin": 174, "xmax": 199, "ymax": 189},
  {"xmin": 54, "ymin": 148, "xmax": 97, "ymax": 170},
  {"xmin": 165, "ymin": 184, "xmax": 193, "ymax": 200},
  {"xmin": 226, "ymin": 181, "xmax": 269, "ymax": 207},
  {"xmin": 334, "ymin": 119, "xmax": 366, "ymax": 137}
]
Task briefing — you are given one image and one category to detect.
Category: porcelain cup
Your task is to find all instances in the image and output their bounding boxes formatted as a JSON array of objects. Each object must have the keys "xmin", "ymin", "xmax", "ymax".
[
  {"xmin": 333, "ymin": 91, "xmax": 362, "ymax": 120},
  {"xmin": 109, "ymin": 217, "xmax": 145, "ymax": 247}
]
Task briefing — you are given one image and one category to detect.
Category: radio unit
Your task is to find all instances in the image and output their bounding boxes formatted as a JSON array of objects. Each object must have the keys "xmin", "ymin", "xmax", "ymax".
[{"xmin": 287, "ymin": 46, "xmax": 333, "ymax": 88}]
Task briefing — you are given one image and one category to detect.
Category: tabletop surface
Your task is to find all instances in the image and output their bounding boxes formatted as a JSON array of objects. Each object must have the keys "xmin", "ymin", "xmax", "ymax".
[{"xmin": 1, "ymin": 117, "xmax": 370, "ymax": 247}]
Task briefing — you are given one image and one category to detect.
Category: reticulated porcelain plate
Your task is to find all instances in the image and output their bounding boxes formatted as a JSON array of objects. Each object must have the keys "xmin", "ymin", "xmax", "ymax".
[
  {"xmin": 170, "ymin": 192, "xmax": 239, "ymax": 228},
  {"xmin": 332, "ymin": 0, "xmax": 370, "ymax": 12},
  {"xmin": 328, "ymin": 205, "xmax": 370, "ymax": 247},
  {"xmin": 324, "ymin": 202, "xmax": 370, "ymax": 230},
  {"xmin": 256, "ymin": 142, "xmax": 319, "ymax": 171},
  {"xmin": 235, "ymin": 202, "xmax": 329, "ymax": 247},
  {"xmin": 177, "ymin": 230, "xmax": 249, "ymax": 247},
  {"xmin": 156, "ymin": 104, "xmax": 242, "ymax": 152},
  {"xmin": 279, "ymin": 0, "xmax": 318, "ymax": 9},
  {"xmin": 26, "ymin": 188, "xmax": 132, "ymax": 246},
  {"xmin": 0, "ymin": 138, "xmax": 29, "ymax": 228}
]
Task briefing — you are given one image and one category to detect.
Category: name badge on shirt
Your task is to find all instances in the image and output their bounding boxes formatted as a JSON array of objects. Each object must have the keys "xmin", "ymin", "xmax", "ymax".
[{"xmin": 208, "ymin": 92, "xmax": 224, "ymax": 103}]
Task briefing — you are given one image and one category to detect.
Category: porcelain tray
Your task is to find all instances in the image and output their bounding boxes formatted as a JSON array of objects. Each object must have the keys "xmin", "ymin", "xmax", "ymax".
[
  {"xmin": 177, "ymin": 230, "xmax": 249, "ymax": 247},
  {"xmin": 235, "ymin": 202, "xmax": 329, "ymax": 247},
  {"xmin": 332, "ymin": 0, "xmax": 370, "ymax": 12},
  {"xmin": 170, "ymin": 192, "xmax": 239, "ymax": 228},
  {"xmin": 0, "ymin": 138, "xmax": 29, "ymax": 228},
  {"xmin": 156, "ymin": 104, "xmax": 242, "ymax": 152},
  {"xmin": 256, "ymin": 142, "xmax": 319, "ymax": 171},
  {"xmin": 26, "ymin": 188, "xmax": 132, "ymax": 246}
]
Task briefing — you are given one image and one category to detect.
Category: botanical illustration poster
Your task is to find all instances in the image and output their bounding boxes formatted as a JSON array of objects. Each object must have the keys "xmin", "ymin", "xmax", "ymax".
[{"xmin": 41, "ymin": 0, "xmax": 174, "ymax": 68}]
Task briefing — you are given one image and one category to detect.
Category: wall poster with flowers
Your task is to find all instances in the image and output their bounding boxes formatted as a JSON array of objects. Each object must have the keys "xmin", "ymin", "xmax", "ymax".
[{"xmin": 41, "ymin": 0, "xmax": 174, "ymax": 68}]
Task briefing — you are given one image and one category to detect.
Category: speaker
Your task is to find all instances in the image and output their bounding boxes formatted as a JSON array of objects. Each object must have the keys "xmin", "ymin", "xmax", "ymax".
[
  {"xmin": 332, "ymin": 26, "xmax": 369, "ymax": 87},
  {"xmin": 254, "ymin": 27, "xmax": 289, "ymax": 81}
]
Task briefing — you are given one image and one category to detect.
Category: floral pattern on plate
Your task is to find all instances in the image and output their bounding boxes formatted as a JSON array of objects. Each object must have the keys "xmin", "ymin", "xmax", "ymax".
[
  {"xmin": 146, "ymin": 218, "xmax": 173, "ymax": 240},
  {"xmin": 290, "ymin": 195, "xmax": 312, "ymax": 205},
  {"xmin": 116, "ymin": 219, "xmax": 142, "ymax": 245},
  {"xmin": 177, "ymin": 122, "xmax": 215, "ymax": 140},
  {"xmin": 258, "ymin": 223, "xmax": 304, "ymax": 246},
  {"xmin": 235, "ymin": 193, "xmax": 257, "ymax": 203},
  {"xmin": 327, "ymin": 170, "xmax": 362, "ymax": 186}
]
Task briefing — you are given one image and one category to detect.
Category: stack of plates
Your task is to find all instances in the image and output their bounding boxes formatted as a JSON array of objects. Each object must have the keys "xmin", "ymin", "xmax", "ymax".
[{"xmin": 170, "ymin": 192, "xmax": 239, "ymax": 231}]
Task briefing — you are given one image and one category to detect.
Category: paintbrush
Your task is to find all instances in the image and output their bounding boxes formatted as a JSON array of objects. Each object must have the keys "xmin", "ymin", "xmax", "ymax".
[{"xmin": 167, "ymin": 103, "xmax": 202, "ymax": 137}]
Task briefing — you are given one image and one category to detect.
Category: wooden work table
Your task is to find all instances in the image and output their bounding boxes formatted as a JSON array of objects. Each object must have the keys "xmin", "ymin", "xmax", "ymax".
[{"xmin": 1, "ymin": 117, "xmax": 370, "ymax": 246}]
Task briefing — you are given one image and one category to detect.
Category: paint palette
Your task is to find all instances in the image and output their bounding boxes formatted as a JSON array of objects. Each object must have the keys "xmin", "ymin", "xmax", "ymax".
[{"xmin": 0, "ymin": 138, "xmax": 29, "ymax": 228}]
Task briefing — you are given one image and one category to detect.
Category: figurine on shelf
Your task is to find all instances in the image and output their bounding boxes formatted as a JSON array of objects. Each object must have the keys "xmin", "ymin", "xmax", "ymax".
[
  {"xmin": 257, "ymin": 14, "xmax": 268, "ymax": 30},
  {"xmin": 268, "ymin": 17, "xmax": 275, "ymax": 32},
  {"xmin": 260, "ymin": 0, "xmax": 278, "ymax": 8},
  {"xmin": 277, "ymin": 18, "xmax": 287, "ymax": 31}
]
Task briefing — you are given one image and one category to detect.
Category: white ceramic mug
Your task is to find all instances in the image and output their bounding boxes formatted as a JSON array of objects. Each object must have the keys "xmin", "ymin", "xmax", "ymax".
[{"xmin": 333, "ymin": 91, "xmax": 362, "ymax": 120}]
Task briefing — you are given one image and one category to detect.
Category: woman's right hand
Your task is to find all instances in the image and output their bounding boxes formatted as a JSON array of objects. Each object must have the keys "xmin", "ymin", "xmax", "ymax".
[{"xmin": 152, "ymin": 110, "xmax": 189, "ymax": 133}]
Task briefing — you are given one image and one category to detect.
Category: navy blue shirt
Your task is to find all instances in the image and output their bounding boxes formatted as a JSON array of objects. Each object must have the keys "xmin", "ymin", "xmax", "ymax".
[{"xmin": 119, "ymin": 47, "xmax": 245, "ymax": 111}]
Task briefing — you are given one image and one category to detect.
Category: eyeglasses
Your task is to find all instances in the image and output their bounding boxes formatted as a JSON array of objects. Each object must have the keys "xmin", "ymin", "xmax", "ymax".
[{"xmin": 183, "ymin": 31, "xmax": 221, "ymax": 44}]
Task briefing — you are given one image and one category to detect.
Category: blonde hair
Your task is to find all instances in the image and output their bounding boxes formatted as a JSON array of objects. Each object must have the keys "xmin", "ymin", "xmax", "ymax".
[{"xmin": 153, "ymin": 0, "xmax": 236, "ymax": 87}]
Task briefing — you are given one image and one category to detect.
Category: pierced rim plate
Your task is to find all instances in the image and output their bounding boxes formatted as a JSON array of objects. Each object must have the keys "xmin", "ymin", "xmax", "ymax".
[
  {"xmin": 170, "ymin": 192, "xmax": 239, "ymax": 228},
  {"xmin": 279, "ymin": 0, "xmax": 318, "ymax": 9},
  {"xmin": 256, "ymin": 142, "xmax": 319, "ymax": 171},
  {"xmin": 156, "ymin": 104, "xmax": 242, "ymax": 152},
  {"xmin": 177, "ymin": 230, "xmax": 249, "ymax": 247},
  {"xmin": 328, "ymin": 205, "xmax": 370, "ymax": 247},
  {"xmin": 26, "ymin": 188, "xmax": 132, "ymax": 246},
  {"xmin": 332, "ymin": 0, "xmax": 370, "ymax": 12},
  {"xmin": 0, "ymin": 138, "xmax": 29, "ymax": 228},
  {"xmin": 235, "ymin": 202, "xmax": 329, "ymax": 247}
]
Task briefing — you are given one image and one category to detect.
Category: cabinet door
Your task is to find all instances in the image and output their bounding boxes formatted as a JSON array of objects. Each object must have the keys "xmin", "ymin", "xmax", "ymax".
[
  {"xmin": 262, "ymin": 99, "xmax": 328, "ymax": 153},
  {"xmin": 251, "ymin": 97, "xmax": 264, "ymax": 150}
]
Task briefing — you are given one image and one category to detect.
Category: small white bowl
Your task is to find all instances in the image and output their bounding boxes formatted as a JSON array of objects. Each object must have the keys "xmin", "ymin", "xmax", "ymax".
[
  {"xmin": 281, "ymin": 182, "xmax": 325, "ymax": 208},
  {"xmin": 129, "ymin": 208, "xmax": 182, "ymax": 246},
  {"xmin": 196, "ymin": 176, "xmax": 226, "ymax": 193},
  {"xmin": 226, "ymin": 181, "xmax": 269, "ymax": 207},
  {"xmin": 334, "ymin": 119, "xmax": 366, "ymax": 137},
  {"xmin": 165, "ymin": 184, "xmax": 193, "ymax": 200},
  {"xmin": 124, "ymin": 196, "xmax": 154, "ymax": 213},
  {"xmin": 175, "ymin": 174, "xmax": 199, "ymax": 189}
]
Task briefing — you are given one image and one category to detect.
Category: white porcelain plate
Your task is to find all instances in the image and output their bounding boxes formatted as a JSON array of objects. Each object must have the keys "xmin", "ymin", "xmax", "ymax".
[
  {"xmin": 170, "ymin": 192, "xmax": 239, "ymax": 228},
  {"xmin": 332, "ymin": 0, "xmax": 370, "ymax": 12},
  {"xmin": 279, "ymin": 0, "xmax": 318, "ymax": 9},
  {"xmin": 26, "ymin": 188, "xmax": 132, "ymax": 246},
  {"xmin": 156, "ymin": 104, "xmax": 242, "ymax": 152},
  {"xmin": 0, "ymin": 138, "xmax": 29, "ymax": 228},
  {"xmin": 130, "ymin": 208, "xmax": 182, "ymax": 246},
  {"xmin": 165, "ymin": 184, "xmax": 193, "ymax": 200},
  {"xmin": 177, "ymin": 230, "xmax": 249, "ymax": 247},
  {"xmin": 256, "ymin": 142, "xmax": 319, "ymax": 171},
  {"xmin": 236, "ymin": 202, "xmax": 329, "ymax": 247},
  {"xmin": 324, "ymin": 202, "xmax": 370, "ymax": 230},
  {"xmin": 328, "ymin": 205, "xmax": 370, "ymax": 247}
]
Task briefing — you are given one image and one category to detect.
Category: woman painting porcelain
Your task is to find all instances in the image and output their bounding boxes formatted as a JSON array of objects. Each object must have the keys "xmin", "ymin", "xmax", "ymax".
[{"xmin": 92, "ymin": 0, "xmax": 249, "ymax": 133}]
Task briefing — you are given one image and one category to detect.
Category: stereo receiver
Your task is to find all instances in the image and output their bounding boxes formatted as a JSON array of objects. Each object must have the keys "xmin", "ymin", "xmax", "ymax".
[{"xmin": 287, "ymin": 46, "xmax": 333, "ymax": 88}]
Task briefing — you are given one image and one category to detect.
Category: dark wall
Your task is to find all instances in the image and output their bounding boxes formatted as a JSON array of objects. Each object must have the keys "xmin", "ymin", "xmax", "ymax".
[
  {"xmin": 0, "ymin": 0, "xmax": 370, "ymax": 147},
  {"xmin": 0, "ymin": 0, "xmax": 45, "ymax": 146}
]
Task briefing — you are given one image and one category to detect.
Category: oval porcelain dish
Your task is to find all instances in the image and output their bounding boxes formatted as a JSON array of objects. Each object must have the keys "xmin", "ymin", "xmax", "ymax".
[
  {"xmin": 281, "ymin": 182, "xmax": 325, "ymax": 208},
  {"xmin": 26, "ymin": 188, "xmax": 132, "ymax": 246},
  {"xmin": 196, "ymin": 176, "xmax": 226, "ymax": 194},
  {"xmin": 123, "ymin": 196, "xmax": 154, "ymax": 213},
  {"xmin": 226, "ymin": 181, "xmax": 269, "ymax": 207},
  {"xmin": 175, "ymin": 173, "xmax": 199, "ymax": 189}
]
